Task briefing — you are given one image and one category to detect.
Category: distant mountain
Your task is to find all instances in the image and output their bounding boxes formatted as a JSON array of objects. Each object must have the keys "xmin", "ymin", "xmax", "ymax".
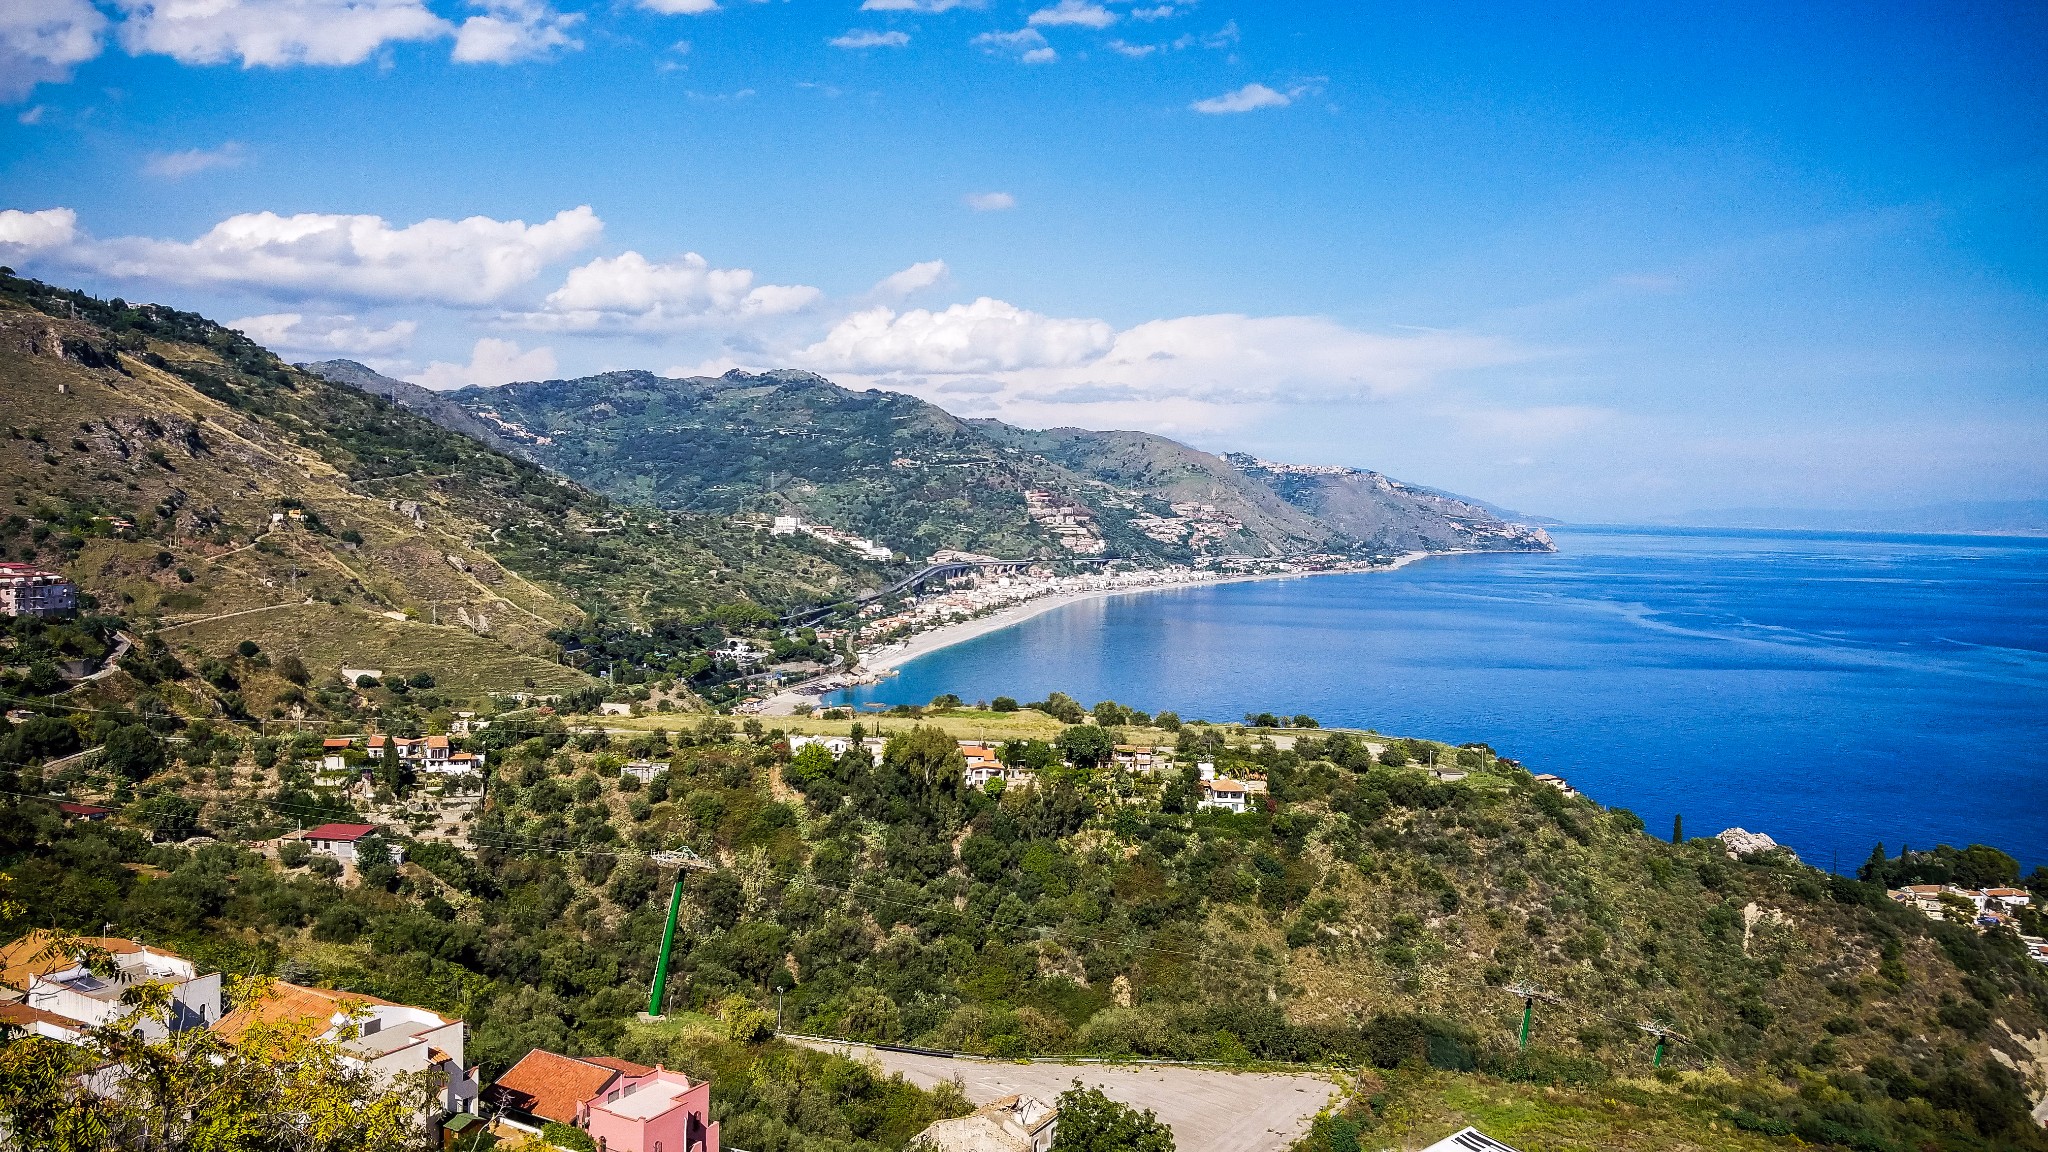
[
  {"xmin": 1659, "ymin": 500, "xmax": 2048, "ymax": 536},
  {"xmin": 303, "ymin": 362, "xmax": 1554, "ymax": 564}
]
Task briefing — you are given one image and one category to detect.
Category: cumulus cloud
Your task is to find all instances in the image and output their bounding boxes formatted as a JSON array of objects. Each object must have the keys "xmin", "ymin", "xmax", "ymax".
[
  {"xmin": 873, "ymin": 259, "xmax": 947, "ymax": 297},
  {"xmin": 411, "ymin": 337, "xmax": 555, "ymax": 389},
  {"xmin": 640, "ymin": 0, "xmax": 717, "ymax": 11},
  {"xmin": 1130, "ymin": 4, "xmax": 1175, "ymax": 19},
  {"xmin": 1027, "ymin": 0, "xmax": 1114, "ymax": 27},
  {"xmin": 861, "ymin": 0, "xmax": 980, "ymax": 9},
  {"xmin": 230, "ymin": 311, "xmax": 417, "ymax": 356},
  {"xmin": 529, "ymin": 250, "xmax": 821, "ymax": 329},
  {"xmin": 113, "ymin": 0, "xmax": 452, "ymax": 67},
  {"xmin": 0, "ymin": 0, "xmax": 107, "ymax": 99},
  {"xmin": 144, "ymin": 141, "xmax": 245, "ymax": 178},
  {"xmin": 972, "ymin": 27, "xmax": 1053, "ymax": 62},
  {"xmin": 1105, "ymin": 39, "xmax": 1153, "ymax": 57},
  {"xmin": 0, "ymin": 207, "xmax": 79, "ymax": 251},
  {"xmin": 829, "ymin": 28, "xmax": 908, "ymax": 48},
  {"xmin": 795, "ymin": 297, "xmax": 1115, "ymax": 374},
  {"xmin": 452, "ymin": 0, "xmax": 582, "ymax": 63},
  {"xmin": 963, "ymin": 191, "xmax": 1015, "ymax": 211},
  {"xmin": 4, "ymin": 205, "xmax": 601, "ymax": 305},
  {"xmin": 1190, "ymin": 82, "xmax": 1289, "ymax": 114}
]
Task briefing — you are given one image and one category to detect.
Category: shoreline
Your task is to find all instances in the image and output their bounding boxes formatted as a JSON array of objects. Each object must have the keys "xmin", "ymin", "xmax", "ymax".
[{"xmin": 859, "ymin": 549, "xmax": 1452, "ymax": 675}]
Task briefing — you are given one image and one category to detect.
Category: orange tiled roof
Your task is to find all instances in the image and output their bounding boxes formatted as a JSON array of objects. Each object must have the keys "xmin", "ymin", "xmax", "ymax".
[
  {"xmin": 0, "ymin": 1000, "xmax": 87, "ymax": 1032},
  {"xmin": 484, "ymin": 1049, "xmax": 629, "ymax": 1125},
  {"xmin": 0, "ymin": 932, "xmax": 145, "ymax": 991},
  {"xmin": 213, "ymin": 981, "xmax": 437, "ymax": 1043}
]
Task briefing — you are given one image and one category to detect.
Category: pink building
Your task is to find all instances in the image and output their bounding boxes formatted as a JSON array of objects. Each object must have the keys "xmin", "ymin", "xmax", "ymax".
[{"xmin": 579, "ymin": 1066, "xmax": 719, "ymax": 1152}]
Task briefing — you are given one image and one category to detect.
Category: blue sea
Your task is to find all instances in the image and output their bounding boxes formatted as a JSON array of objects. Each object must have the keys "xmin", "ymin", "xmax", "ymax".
[{"xmin": 831, "ymin": 528, "xmax": 2048, "ymax": 869}]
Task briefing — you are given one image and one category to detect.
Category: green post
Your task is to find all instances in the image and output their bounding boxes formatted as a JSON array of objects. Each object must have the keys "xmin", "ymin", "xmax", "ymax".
[
  {"xmin": 1653, "ymin": 1037, "xmax": 1665, "ymax": 1068},
  {"xmin": 647, "ymin": 875, "xmax": 684, "ymax": 1017},
  {"xmin": 1519, "ymin": 998, "xmax": 1533, "ymax": 1050}
]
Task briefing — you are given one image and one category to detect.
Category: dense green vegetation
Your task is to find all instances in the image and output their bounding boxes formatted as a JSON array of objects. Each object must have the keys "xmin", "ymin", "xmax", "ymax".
[{"xmin": 6, "ymin": 699, "xmax": 2047, "ymax": 1150}]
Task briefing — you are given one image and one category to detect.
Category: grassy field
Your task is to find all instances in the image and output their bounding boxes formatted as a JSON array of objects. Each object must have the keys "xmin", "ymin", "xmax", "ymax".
[
  {"xmin": 171, "ymin": 602, "xmax": 596, "ymax": 697},
  {"xmin": 1352, "ymin": 1070, "xmax": 1796, "ymax": 1152}
]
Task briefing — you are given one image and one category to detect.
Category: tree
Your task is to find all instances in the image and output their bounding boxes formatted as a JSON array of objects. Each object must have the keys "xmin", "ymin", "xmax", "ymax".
[
  {"xmin": 1050, "ymin": 1083, "xmax": 1174, "ymax": 1152},
  {"xmin": 0, "ymin": 979, "xmax": 435, "ymax": 1151},
  {"xmin": 991, "ymin": 696, "xmax": 1019, "ymax": 713},
  {"xmin": 1952, "ymin": 844, "xmax": 2019, "ymax": 890},
  {"xmin": 842, "ymin": 986, "xmax": 902, "ymax": 1042},
  {"xmin": 1056, "ymin": 725, "xmax": 1115, "ymax": 769},
  {"xmin": 1672, "ymin": 814, "xmax": 1684, "ymax": 845},
  {"xmin": 139, "ymin": 794, "xmax": 201, "ymax": 842},
  {"xmin": 1290, "ymin": 715, "xmax": 1318, "ymax": 729},
  {"xmin": 101, "ymin": 724, "xmax": 166, "ymax": 781},
  {"xmin": 788, "ymin": 743, "xmax": 835, "ymax": 791},
  {"xmin": 276, "ymin": 653, "xmax": 308, "ymax": 685}
]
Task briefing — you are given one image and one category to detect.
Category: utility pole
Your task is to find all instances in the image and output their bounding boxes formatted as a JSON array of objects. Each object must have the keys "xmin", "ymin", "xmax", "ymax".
[
  {"xmin": 644, "ymin": 848, "xmax": 714, "ymax": 1019},
  {"xmin": 1638, "ymin": 1022, "xmax": 1687, "ymax": 1069},
  {"xmin": 1503, "ymin": 983, "xmax": 1559, "ymax": 1051}
]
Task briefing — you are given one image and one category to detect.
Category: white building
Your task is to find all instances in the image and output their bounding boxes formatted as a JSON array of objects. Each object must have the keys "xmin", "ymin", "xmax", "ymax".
[
  {"xmin": 790, "ymin": 733, "xmax": 885, "ymax": 766},
  {"xmin": 623, "ymin": 759, "xmax": 666, "ymax": 783},
  {"xmin": 8, "ymin": 934, "xmax": 223, "ymax": 1041},
  {"xmin": 1198, "ymin": 777, "xmax": 1250, "ymax": 814},
  {"xmin": 296, "ymin": 822, "xmax": 406, "ymax": 866},
  {"xmin": 216, "ymin": 982, "xmax": 478, "ymax": 1119}
]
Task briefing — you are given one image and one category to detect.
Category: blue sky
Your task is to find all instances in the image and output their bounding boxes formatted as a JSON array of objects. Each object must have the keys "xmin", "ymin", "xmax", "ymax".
[{"xmin": 2, "ymin": 0, "xmax": 2044, "ymax": 521}]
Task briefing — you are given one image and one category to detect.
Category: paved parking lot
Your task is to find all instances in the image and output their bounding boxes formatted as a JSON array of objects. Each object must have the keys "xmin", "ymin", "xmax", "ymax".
[{"xmin": 791, "ymin": 1039, "xmax": 1341, "ymax": 1152}]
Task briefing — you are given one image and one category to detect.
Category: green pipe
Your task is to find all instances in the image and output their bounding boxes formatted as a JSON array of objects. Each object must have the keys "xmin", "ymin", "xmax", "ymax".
[
  {"xmin": 1653, "ymin": 1037, "xmax": 1665, "ymax": 1068},
  {"xmin": 1519, "ymin": 1000, "xmax": 1533, "ymax": 1050},
  {"xmin": 648, "ymin": 876, "xmax": 684, "ymax": 1017}
]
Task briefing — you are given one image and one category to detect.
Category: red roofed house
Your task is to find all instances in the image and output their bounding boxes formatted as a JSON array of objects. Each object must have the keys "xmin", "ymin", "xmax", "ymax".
[
  {"xmin": 296, "ymin": 822, "xmax": 405, "ymax": 866},
  {"xmin": 57, "ymin": 801, "xmax": 112, "ymax": 821},
  {"xmin": 320, "ymin": 738, "xmax": 354, "ymax": 772},
  {"xmin": 484, "ymin": 1049, "xmax": 719, "ymax": 1152}
]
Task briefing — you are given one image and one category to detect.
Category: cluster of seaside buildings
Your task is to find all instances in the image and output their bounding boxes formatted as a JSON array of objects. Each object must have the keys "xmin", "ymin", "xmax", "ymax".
[
  {"xmin": 854, "ymin": 565, "xmax": 1213, "ymax": 650},
  {"xmin": 1022, "ymin": 490, "xmax": 1104, "ymax": 554},
  {"xmin": 0, "ymin": 930, "xmax": 720, "ymax": 1152},
  {"xmin": 1887, "ymin": 884, "xmax": 2047, "ymax": 962}
]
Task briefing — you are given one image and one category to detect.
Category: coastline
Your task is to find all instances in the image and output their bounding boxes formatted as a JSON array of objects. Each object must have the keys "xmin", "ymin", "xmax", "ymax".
[{"xmin": 861, "ymin": 548, "xmax": 1454, "ymax": 674}]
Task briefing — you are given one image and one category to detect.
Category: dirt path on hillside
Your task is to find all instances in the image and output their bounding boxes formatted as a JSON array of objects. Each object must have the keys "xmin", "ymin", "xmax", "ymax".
[{"xmin": 787, "ymin": 1038, "xmax": 1340, "ymax": 1152}]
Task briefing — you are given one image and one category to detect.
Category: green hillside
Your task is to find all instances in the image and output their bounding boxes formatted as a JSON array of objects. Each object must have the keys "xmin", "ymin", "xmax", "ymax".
[
  {"xmin": 4, "ymin": 706, "xmax": 2045, "ymax": 1151},
  {"xmin": 0, "ymin": 273, "xmax": 878, "ymax": 716},
  {"xmin": 303, "ymin": 362, "xmax": 1555, "ymax": 564}
]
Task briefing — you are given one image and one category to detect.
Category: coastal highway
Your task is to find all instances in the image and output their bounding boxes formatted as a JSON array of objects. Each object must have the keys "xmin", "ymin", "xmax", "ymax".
[{"xmin": 786, "ymin": 1038, "xmax": 1340, "ymax": 1152}]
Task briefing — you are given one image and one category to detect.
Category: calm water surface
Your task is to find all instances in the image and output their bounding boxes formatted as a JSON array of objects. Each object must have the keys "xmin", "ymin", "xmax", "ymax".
[{"xmin": 832, "ymin": 528, "xmax": 2048, "ymax": 868}]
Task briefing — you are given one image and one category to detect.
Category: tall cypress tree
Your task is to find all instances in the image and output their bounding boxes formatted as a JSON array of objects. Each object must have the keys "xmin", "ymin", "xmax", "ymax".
[{"xmin": 1672, "ymin": 814, "xmax": 1683, "ymax": 844}]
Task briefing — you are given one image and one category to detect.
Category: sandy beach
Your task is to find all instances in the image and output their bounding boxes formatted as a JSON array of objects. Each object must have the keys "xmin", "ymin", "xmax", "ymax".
[
  {"xmin": 751, "ymin": 550, "xmax": 1464, "ymax": 714},
  {"xmin": 861, "ymin": 550, "xmax": 1455, "ymax": 673}
]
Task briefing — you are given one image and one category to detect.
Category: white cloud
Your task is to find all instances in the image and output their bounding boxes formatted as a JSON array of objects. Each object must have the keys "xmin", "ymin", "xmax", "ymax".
[
  {"xmin": 964, "ymin": 191, "xmax": 1015, "ymax": 212},
  {"xmin": 1130, "ymin": 4, "xmax": 1174, "ymax": 19},
  {"xmin": 640, "ymin": 0, "xmax": 717, "ymax": 11},
  {"xmin": 972, "ymin": 27, "xmax": 1052, "ymax": 62},
  {"xmin": 1190, "ymin": 82, "xmax": 1289, "ymax": 114},
  {"xmin": 829, "ymin": 28, "xmax": 908, "ymax": 48},
  {"xmin": 230, "ymin": 311, "xmax": 417, "ymax": 356},
  {"xmin": 873, "ymin": 259, "xmax": 947, "ymax": 297},
  {"xmin": 411, "ymin": 337, "xmax": 555, "ymax": 389},
  {"xmin": 1105, "ymin": 39, "xmax": 1153, "ymax": 56},
  {"xmin": 1172, "ymin": 19, "xmax": 1236, "ymax": 50},
  {"xmin": 531, "ymin": 249, "xmax": 821, "ymax": 329},
  {"xmin": 796, "ymin": 297, "xmax": 1115, "ymax": 374},
  {"xmin": 113, "ymin": 0, "xmax": 452, "ymax": 67},
  {"xmin": 1027, "ymin": 0, "xmax": 1114, "ymax": 27},
  {"xmin": 860, "ymin": 0, "xmax": 980, "ymax": 9},
  {"xmin": 10, "ymin": 205, "xmax": 602, "ymax": 305},
  {"xmin": 0, "ymin": 207, "xmax": 79, "ymax": 251},
  {"xmin": 144, "ymin": 141, "xmax": 245, "ymax": 178},
  {"xmin": 797, "ymin": 302, "xmax": 1532, "ymax": 439},
  {"xmin": 452, "ymin": 0, "xmax": 581, "ymax": 63},
  {"xmin": 18, "ymin": 105, "xmax": 46, "ymax": 124},
  {"xmin": 0, "ymin": 0, "xmax": 106, "ymax": 98}
]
